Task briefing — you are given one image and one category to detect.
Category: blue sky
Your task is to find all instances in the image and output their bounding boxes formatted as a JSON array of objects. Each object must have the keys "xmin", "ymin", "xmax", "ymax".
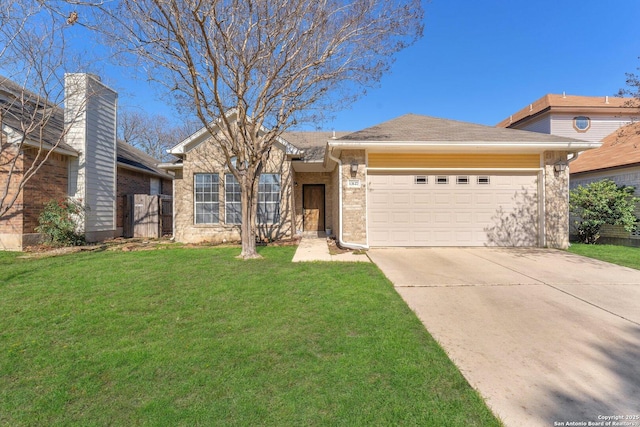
[{"xmin": 106, "ymin": 0, "xmax": 640, "ymax": 132}]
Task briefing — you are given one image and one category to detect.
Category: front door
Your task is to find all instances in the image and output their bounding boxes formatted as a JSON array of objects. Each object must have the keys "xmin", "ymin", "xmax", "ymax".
[{"xmin": 303, "ymin": 184, "xmax": 325, "ymax": 232}]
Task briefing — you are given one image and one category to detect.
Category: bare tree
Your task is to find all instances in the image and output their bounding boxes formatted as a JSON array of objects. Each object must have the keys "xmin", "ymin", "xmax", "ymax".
[
  {"xmin": 78, "ymin": 0, "xmax": 422, "ymax": 258},
  {"xmin": 0, "ymin": 1, "xmax": 83, "ymax": 221},
  {"xmin": 118, "ymin": 110, "xmax": 199, "ymax": 162}
]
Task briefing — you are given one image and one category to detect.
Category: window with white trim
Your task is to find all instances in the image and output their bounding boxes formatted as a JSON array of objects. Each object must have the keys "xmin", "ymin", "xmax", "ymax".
[
  {"xmin": 225, "ymin": 174, "xmax": 241, "ymax": 224},
  {"xmin": 457, "ymin": 176, "xmax": 469, "ymax": 184},
  {"xmin": 414, "ymin": 175, "xmax": 427, "ymax": 184},
  {"xmin": 194, "ymin": 173, "xmax": 219, "ymax": 224},
  {"xmin": 436, "ymin": 176, "xmax": 449, "ymax": 184},
  {"xmin": 258, "ymin": 174, "xmax": 281, "ymax": 224},
  {"xmin": 573, "ymin": 116, "xmax": 591, "ymax": 132},
  {"xmin": 477, "ymin": 176, "xmax": 490, "ymax": 185}
]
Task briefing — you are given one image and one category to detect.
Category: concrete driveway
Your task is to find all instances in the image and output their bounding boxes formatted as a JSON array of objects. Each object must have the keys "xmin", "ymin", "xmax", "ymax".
[{"xmin": 368, "ymin": 247, "xmax": 640, "ymax": 427}]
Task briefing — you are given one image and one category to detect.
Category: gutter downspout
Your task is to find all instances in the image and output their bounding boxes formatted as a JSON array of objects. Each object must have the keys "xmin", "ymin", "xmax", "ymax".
[
  {"xmin": 327, "ymin": 147, "xmax": 369, "ymax": 251},
  {"xmin": 567, "ymin": 151, "xmax": 580, "ymax": 165}
]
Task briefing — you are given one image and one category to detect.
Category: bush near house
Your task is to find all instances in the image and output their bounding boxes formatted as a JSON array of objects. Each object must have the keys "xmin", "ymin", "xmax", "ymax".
[
  {"xmin": 569, "ymin": 179, "xmax": 639, "ymax": 244},
  {"xmin": 35, "ymin": 198, "xmax": 86, "ymax": 246}
]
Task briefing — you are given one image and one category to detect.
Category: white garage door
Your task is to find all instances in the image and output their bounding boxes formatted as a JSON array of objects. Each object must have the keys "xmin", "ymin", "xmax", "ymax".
[{"xmin": 367, "ymin": 173, "xmax": 539, "ymax": 247}]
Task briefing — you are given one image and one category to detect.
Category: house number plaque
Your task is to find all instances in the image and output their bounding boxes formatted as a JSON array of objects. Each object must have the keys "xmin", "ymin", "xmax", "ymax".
[{"xmin": 347, "ymin": 179, "xmax": 361, "ymax": 188}]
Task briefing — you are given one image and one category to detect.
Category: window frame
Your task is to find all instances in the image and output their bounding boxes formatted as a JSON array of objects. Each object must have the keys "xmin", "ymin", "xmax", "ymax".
[
  {"xmin": 414, "ymin": 175, "xmax": 428, "ymax": 185},
  {"xmin": 257, "ymin": 173, "xmax": 281, "ymax": 224},
  {"xmin": 194, "ymin": 173, "xmax": 220, "ymax": 224},
  {"xmin": 573, "ymin": 116, "xmax": 591, "ymax": 133},
  {"xmin": 225, "ymin": 173, "xmax": 242, "ymax": 224}
]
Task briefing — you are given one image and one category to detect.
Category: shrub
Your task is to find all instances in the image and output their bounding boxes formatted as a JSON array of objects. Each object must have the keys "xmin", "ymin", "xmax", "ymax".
[
  {"xmin": 36, "ymin": 198, "xmax": 86, "ymax": 246},
  {"xmin": 569, "ymin": 179, "xmax": 639, "ymax": 244}
]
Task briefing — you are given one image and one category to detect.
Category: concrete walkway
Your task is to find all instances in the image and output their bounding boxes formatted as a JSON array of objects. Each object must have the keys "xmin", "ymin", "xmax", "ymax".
[{"xmin": 292, "ymin": 234, "xmax": 370, "ymax": 262}]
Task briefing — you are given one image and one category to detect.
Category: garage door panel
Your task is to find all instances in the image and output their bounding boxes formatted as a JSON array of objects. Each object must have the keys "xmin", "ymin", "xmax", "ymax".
[
  {"xmin": 413, "ymin": 212, "xmax": 431, "ymax": 224},
  {"xmin": 454, "ymin": 212, "xmax": 472, "ymax": 224},
  {"xmin": 433, "ymin": 193, "xmax": 451, "ymax": 205},
  {"xmin": 455, "ymin": 193, "xmax": 473, "ymax": 204},
  {"xmin": 393, "ymin": 192, "xmax": 411, "ymax": 206},
  {"xmin": 434, "ymin": 212, "xmax": 452, "ymax": 224},
  {"xmin": 368, "ymin": 173, "xmax": 538, "ymax": 247},
  {"xmin": 392, "ymin": 212, "xmax": 410, "ymax": 224}
]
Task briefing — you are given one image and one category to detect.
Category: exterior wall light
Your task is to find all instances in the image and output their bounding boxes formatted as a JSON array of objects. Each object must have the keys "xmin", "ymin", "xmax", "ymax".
[
  {"xmin": 350, "ymin": 162, "xmax": 358, "ymax": 177},
  {"xmin": 554, "ymin": 161, "xmax": 567, "ymax": 173}
]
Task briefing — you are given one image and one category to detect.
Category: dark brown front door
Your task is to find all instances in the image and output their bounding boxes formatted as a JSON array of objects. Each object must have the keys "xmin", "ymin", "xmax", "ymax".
[{"xmin": 303, "ymin": 184, "xmax": 325, "ymax": 232}]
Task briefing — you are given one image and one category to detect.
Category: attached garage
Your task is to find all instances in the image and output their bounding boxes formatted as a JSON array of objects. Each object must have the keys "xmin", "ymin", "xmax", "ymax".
[
  {"xmin": 325, "ymin": 114, "xmax": 601, "ymax": 250},
  {"xmin": 367, "ymin": 172, "xmax": 540, "ymax": 246}
]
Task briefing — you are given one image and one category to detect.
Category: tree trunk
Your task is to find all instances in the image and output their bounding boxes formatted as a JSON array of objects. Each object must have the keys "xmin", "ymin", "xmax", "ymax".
[{"xmin": 238, "ymin": 171, "xmax": 261, "ymax": 259}]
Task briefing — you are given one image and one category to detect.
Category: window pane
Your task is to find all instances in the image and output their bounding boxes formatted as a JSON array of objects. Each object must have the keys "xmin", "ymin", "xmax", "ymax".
[
  {"xmin": 194, "ymin": 173, "xmax": 219, "ymax": 224},
  {"xmin": 225, "ymin": 174, "xmax": 242, "ymax": 224}
]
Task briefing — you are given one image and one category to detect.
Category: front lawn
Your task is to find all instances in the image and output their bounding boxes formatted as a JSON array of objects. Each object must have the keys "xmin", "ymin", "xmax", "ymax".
[
  {"xmin": 0, "ymin": 247, "xmax": 500, "ymax": 426},
  {"xmin": 568, "ymin": 243, "xmax": 640, "ymax": 270}
]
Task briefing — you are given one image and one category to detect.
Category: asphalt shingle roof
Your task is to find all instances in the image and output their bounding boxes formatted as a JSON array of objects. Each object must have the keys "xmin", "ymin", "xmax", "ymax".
[
  {"xmin": 0, "ymin": 76, "xmax": 77, "ymax": 153},
  {"xmin": 339, "ymin": 113, "xmax": 584, "ymax": 143},
  {"xmin": 282, "ymin": 131, "xmax": 351, "ymax": 161},
  {"xmin": 570, "ymin": 123, "xmax": 640, "ymax": 174}
]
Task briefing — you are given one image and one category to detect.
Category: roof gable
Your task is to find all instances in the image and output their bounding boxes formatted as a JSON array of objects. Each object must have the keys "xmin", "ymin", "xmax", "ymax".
[{"xmin": 169, "ymin": 110, "xmax": 302, "ymax": 157}]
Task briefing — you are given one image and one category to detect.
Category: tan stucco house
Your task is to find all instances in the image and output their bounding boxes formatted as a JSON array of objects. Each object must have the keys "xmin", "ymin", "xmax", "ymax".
[{"xmin": 165, "ymin": 113, "xmax": 599, "ymax": 249}]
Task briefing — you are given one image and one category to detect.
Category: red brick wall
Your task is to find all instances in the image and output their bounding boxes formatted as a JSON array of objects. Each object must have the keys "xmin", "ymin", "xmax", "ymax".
[
  {"xmin": 0, "ymin": 143, "xmax": 24, "ymax": 234},
  {"xmin": 21, "ymin": 149, "xmax": 70, "ymax": 233}
]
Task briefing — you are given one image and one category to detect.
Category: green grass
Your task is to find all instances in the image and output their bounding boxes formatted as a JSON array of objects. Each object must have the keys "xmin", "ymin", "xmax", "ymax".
[
  {"xmin": 568, "ymin": 243, "xmax": 640, "ymax": 270},
  {"xmin": 0, "ymin": 247, "xmax": 500, "ymax": 426}
]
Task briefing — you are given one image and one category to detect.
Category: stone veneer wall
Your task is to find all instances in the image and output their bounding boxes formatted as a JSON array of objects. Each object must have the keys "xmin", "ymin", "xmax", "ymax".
[
  {"xmin": 338, "ymin": 149, "xmax": 367, "ymax": 245},
  {"xmin": 174, "ymin": 138, "xmax": 293, "ymax": 244},
  {"xmin": 544, "ymin": 151, "xmax": 569, "ymax": 249}
]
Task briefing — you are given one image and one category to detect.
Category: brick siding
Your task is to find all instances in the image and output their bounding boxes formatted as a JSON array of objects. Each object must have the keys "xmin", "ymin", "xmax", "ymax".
[
  {"xmin": 21, "ymin": 148, "xmax": 70, "ymax": 233},
  {"xmin": 0, "ymin": 143, "xmax": 24, "ymax": 234},
  {"xmin": 174, "ymin": 138, "xmax": 293, "ymax": 244}
]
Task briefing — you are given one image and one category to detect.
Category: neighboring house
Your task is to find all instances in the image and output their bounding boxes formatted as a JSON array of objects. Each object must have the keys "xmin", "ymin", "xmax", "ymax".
[
  {"xmin": 0, "ymin": 73, "xmax": 173, "ymax": 250},
  {"xmin": 498, "ymin": 93, "xmax": 640, "ymax": 246},
  {"xmin": 164, "ymin": 113, "xmax": 598, "ymax": 249},
  {"xmin": 570, "ymin": 123, "xmax": 640, "ymax": 246},
  {"xmin": 496, "ymin": 93, "xmax": 639, "ymax": 142}
]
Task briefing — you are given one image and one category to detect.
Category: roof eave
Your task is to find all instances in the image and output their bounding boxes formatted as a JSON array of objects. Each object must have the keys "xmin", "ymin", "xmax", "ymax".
[
  {"xmin": 158, "ymin": 162, "xmax": 183, "ymax": 170},
  {"xmin": 327, "ymin": 140, "xmax": 601, "ymax": 153},
  {"xmin": 117, "ymin": 161, "xmax": 174, "ymax": 179}
]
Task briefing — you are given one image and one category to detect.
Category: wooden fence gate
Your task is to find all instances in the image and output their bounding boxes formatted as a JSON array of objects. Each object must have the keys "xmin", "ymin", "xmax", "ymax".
[{"xmin": 123, "ymin": 195, "xmax": 173, "ymax": 238}]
